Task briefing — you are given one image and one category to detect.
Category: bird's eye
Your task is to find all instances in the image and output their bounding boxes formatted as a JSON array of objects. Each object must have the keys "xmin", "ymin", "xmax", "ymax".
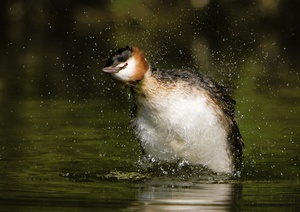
[
  {"xmin": 116, "ymin": 63, "xmax": 128, "ymax": 71},
  {"xmin": 121, "ymin": 63, "xmax": 128, "ymax": 69}
]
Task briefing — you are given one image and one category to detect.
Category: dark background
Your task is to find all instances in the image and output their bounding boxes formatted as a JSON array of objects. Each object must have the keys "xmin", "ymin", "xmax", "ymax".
[
  {"xmin": 0, "ymin": 2, "xmax": 299, "ymax": 210},
  {"xmin": 0, "ymin": 0, "xmax": 299, "ymax": 101}
]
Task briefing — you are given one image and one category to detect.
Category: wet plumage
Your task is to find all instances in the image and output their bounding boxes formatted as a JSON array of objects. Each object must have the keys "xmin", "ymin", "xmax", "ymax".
[{"xmin": 103, "ymin": 46, "xmax": 244, "ymax": 174}]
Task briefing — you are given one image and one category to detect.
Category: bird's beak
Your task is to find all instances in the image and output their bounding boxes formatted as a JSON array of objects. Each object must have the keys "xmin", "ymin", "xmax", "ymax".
[
  {"xmin": 102, "ymin": 63, "xmax": 128, "ymax": 74},
  {"xmin": 102, "ymin": 66, "xmax": 122, "ymax": 74}
]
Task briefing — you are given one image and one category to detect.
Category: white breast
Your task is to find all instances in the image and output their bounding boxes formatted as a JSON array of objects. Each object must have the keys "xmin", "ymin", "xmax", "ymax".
[{"xmin": 133, "ymin": 87, "xmax": 233, "ymax": 173}]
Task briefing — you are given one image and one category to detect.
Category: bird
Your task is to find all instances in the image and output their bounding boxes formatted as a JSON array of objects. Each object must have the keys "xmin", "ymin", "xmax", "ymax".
[{"xmin": 102, "ymin": 46, "xmax": 244, "ymax": 175}]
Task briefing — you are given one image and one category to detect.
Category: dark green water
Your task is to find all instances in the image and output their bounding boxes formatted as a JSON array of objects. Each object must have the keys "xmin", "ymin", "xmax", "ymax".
[
  {"xmin": 1, "ymin": 1, "xmax": 300, "ymax": 211},
  {"xmin": 0, "ymin": 83, "xmax": 299, "ymax": 211}
]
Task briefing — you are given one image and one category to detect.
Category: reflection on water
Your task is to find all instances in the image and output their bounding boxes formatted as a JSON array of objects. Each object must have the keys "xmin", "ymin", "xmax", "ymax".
[
  {"xmin": 1, "ymin": 1, "xmax": 300, "ymax": 210},
  {"xmin": 130, "ymin": 181, "xmax": 241, "ymax": 211},
  {"xmin": 0, "ymin": 96, "xmax": 299, "ymax": 210}
]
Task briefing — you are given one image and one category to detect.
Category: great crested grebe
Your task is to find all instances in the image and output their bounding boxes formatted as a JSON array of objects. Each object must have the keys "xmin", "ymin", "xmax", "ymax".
[{"xmin": 102, "ymin": 46, "xmax": 244, "ymax": 174}]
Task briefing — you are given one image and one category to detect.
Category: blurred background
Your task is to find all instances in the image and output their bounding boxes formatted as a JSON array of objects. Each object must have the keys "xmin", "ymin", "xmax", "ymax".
[
  {"xmin": 0, "ymin": 0, "xmax": 299, "ymax": 100},
  {"xmin": 0, "ymin": 0, "xmax": 299, "ymax": 210}
]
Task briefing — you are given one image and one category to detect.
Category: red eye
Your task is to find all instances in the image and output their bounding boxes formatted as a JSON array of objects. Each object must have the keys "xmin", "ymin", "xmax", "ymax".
[{"xmin": 119, "ymin": 63, "xmax": 128, "ymax": 70}]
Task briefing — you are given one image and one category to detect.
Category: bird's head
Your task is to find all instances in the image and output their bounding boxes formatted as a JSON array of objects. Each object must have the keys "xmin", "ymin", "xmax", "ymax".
[{"xmin": 102, "ymin": 46, "xmax": 150, "ymax": 85}]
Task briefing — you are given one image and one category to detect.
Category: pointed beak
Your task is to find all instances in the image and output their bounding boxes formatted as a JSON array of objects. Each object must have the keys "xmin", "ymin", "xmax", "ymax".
[
  {"xmin": 102, "ymin": 63, "xmax": 128, "ymax": 74},
  {"xmin": 102, "ymin": 66, "xmax": 122, "ymax": 74}
]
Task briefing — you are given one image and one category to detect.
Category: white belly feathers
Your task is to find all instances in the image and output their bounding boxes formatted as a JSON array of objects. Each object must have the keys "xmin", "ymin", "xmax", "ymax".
[{"xmin": 133, "ymin": 89, "xmax": 233, "ymax": 173}]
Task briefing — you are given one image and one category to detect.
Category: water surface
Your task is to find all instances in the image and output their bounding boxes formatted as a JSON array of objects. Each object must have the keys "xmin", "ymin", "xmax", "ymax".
[
  {"xmin": 1, "ymin": 1, "xmax": 299, "ymax": 211},
  {"xmin": 0, "ymin": 89, "xmax": 299, "ymax": 211}
]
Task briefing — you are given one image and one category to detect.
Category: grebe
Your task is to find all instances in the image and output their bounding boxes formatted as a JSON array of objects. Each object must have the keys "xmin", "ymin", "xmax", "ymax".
[{"xmin": 102, "ymin": 46, "xmax": 244, "ymax": 174}]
